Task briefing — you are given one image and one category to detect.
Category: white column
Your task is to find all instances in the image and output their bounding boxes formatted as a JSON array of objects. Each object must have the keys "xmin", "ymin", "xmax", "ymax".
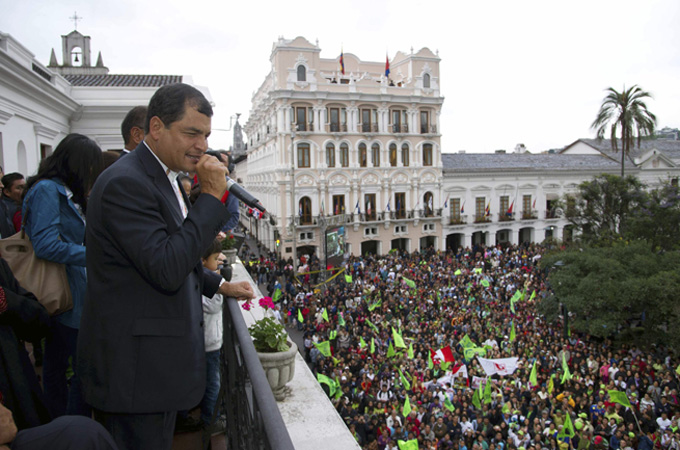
[
  {"xmin": 464, "ymin": 233, "xmax": 472, "ymax": 249},
  {"xmin": 534, "ymin": 228, "xmax": 546, "ymax": 243},
  {"xmin": 510, "ymin": 229, "xmax": 519, "ymax": 245}
]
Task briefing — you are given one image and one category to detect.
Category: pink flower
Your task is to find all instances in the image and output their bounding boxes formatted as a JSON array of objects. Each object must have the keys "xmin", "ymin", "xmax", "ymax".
[
  {"xmin": 258, "ymin": 296, "xmax": 275, "ymax": 310},
  {"xmin": 241, "ymin": 300, "xmax": 253, "ymax": 311}
]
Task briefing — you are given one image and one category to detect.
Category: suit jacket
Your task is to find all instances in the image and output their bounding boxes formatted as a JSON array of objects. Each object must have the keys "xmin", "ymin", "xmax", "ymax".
[{"xmin": 77, "ymin": 142, "xmax": 228, "ymax": 413}]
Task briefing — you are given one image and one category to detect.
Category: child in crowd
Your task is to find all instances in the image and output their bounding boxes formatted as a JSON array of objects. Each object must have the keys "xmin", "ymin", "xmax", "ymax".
[{"xmin": 199, "ymin": 239, "xmax": 225, "ymax": 431}]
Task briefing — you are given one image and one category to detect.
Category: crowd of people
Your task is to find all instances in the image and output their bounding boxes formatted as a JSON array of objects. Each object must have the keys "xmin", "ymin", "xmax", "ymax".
[{"xmin": 251, "ymin": 243, "xmax": 680, "ymax": 450}]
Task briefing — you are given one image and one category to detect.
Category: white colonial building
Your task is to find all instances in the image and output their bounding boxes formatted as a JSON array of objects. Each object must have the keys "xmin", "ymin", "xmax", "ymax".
[
  {"xmin": 242, "ymin": 36, "xmax": 445, "ymax": 260},
  {"xmin": 0, "ymin": 28, "xmax": 208, "ymax": 176},
  {"xmin": 239, "ymin": 38, "xmax": 680, "ymax": 259}
]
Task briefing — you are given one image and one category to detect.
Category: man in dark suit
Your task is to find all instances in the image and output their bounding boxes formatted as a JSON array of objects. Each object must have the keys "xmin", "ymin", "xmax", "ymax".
[{"xmin": 77, "ymin": 83, "xmax": 253, "ymax": 450}]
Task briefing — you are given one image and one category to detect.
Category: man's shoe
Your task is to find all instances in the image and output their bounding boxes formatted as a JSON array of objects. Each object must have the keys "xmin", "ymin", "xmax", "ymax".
[{"xmin": 175, "ymin": 415, "xmax": 202, "ymax": 433}]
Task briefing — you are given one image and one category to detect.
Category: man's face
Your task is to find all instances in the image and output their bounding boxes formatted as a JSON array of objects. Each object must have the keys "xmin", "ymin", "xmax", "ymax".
[
  {"xmin": 150, "ymin": 105, "xmax": 211, "ymax": 172},
  {"xmin": 5, "ymin": 178, "xmax": 25, "ymax": 203}
]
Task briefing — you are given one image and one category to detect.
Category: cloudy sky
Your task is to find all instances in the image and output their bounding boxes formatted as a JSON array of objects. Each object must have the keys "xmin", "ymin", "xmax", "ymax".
[{"xmin": 2, "ymin": 0, "xmax": 679, "ymax": 153}]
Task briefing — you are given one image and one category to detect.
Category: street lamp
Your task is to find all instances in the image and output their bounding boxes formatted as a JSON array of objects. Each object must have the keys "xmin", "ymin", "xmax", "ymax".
[{"xmin": 291, "ymin": 126, "xmax": 297, "ymax": 272}]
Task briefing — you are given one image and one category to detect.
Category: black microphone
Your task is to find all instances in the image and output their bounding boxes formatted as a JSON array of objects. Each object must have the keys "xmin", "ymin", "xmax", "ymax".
[{"xmin": 226, "ymin": 177, "xmax": 266, "ymax": 213}]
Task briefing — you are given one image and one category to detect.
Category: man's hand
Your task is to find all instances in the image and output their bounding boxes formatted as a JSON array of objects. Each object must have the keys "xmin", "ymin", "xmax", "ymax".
[
  {"xmin": 0, "ymin": 403, "xmax": 17, "ymax": 445},
  {"xmin": 196, "ymin": 153, "xmax": 227, "ymax": 200},
  {"xmin": 219, "ymin": 280, "xmax": 254, "ymax": 301}
]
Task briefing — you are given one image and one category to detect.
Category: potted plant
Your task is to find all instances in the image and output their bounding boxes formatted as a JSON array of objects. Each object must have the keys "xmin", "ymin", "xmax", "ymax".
[
  {"xmin": 242, "ymin": 297, "xmax": 297, "ymax": 400},
  {"xmin": 220, "ymin": 232, "xmax": 238, "ymax": 265}
]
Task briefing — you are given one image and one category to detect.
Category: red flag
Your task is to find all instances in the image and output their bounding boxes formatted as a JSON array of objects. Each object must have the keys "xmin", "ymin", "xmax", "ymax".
[
  {"xmin": 432, "ymin": 346, "xmax": 455, "ymax": 364},
  {"xmin": 506, "ymin": 201, "xmax": 514, "ymax": 217}
]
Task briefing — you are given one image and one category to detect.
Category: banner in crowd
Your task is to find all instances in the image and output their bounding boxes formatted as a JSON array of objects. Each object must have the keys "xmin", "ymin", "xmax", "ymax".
[{"xmin": 477, "ymin": 356, "xmax": 519, "ymax": 376}]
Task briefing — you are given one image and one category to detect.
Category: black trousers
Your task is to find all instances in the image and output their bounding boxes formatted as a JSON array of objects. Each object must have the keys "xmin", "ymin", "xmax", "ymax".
[{"xmin": 93, "ymin": 409, "xmax": 177, "ymax": 450}]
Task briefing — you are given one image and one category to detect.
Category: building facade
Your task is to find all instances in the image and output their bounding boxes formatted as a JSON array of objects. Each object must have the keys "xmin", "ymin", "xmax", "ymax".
[
  {"xmin": 243, "ymin": 36, "xmax": 445, "ymax": 261},
  {"xmin": 0, "ymin": 28, "xmax": 205, "ymax": 176}
]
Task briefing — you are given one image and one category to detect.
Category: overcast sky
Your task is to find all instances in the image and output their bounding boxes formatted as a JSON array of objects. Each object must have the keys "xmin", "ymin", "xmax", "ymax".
[{"xmin": 2, "ymin": 0, "xmax": 679, "ymax": 153}]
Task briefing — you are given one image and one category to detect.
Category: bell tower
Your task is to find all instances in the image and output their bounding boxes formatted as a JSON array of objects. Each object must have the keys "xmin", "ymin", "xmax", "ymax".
[{"xmin": 47, "ymin": 13, "xmax": 109, "ymax": 76}]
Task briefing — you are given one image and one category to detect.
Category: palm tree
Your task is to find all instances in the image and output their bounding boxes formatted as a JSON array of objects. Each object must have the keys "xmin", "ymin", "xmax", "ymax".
[{"xmin": 591, "ymin": 85, "xmax": 656, "ymax": 177}]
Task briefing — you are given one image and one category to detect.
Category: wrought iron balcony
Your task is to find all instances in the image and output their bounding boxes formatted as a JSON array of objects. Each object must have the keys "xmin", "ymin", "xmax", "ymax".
[
  {"xmin": 327, "ymin": 123, "xmax": 348, "ymax": 133},
  {"xmin": 391, "ymin": 124, "xmax": 408, "ymax": 133},
  {"xmin": 220, "ymin": 296, "xmax": 295, "ymax": 450},
  {"xmin": 474, "ymin": 214, "xmax": 492, "ymax": 223},
  {"xmin": 498, "ymin": 212, "xmax": 515, "ymax": 222},
  {"xmin": 417, "ymin": 208, "xmax": 442, "ymax": 218},
  {"xmin": 520, "ymin": 210, "xmax": 538, "ymax": 220}
]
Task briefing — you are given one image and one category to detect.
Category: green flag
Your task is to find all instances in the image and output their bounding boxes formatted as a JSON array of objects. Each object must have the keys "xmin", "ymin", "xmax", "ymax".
[
  {"xmin": 399, "ymin": 369, "xmax": 412, "ymax": 391},
  {"xmin": 547, "ymin": 374, "xmax": 555, "ymax": 395},
  {"xmin": 557, "ymin": 412, "xmax": 575, "ymax": 438},
  {"xmin": 359, "ymin": 336, "xmax": 367, "ymax": 349},
  {"xmin": 366, "ymin": 319, "xmax": 379, "ymax": 333},
  {"xmin": 397, "ymin": 439, "xmax": 419, "ymax": 450},
  {"xmin": 402, "ymin": 277, "xmax": 416, "ymax": 289},
  {"xmin": 329, "ymin": 330, "xmax": 337, "ymax": 340},
  {"xmin": 345, "ymin": 274, "xmax": 353, "ymax": 283},
  {"xmin": 459, "ymin": 334, "xmax": 475, "ymax": 349},
  {"xmin": 483, "ymin": 379, "xmax": 493, "ymax": 404},
  {"xmin": 317, "ymin": 373, "xmax": 336, "ymax": 397},
  {"xmin": 272, "ymin": 288, "xmax": 282, "ymax": 303},
  {"xmin": 561, "ymin": 352, "xmax": 572, "ymax": 384},
  {"xmin": 408, "ymin": 343, "xmax": 414, "ymax": 359},
  {"xmin": 338, "ymin": 313, "xmax": 346, "ymax": 327},
  {"xmin": 402, "ymin": 395, "xmax": 411, "ymax": 417},
  {"xmin": 427, "ymin": 350, "xmax": 434, "ymax": 369},
  {"xmin": 297, "ymin": 309, "xmax": 304, "ymax": 323},
  {"xmin": 608, "ymin": 390, "xmax": 632, "ymax": 408},
  {"xmin": 474, "ymin": 267, "xmax": 483, "ymax": 274},
  {"xmin": 444, "ymin": 397, "xmax": 455, "ymax": 412},
  {"xmin": 529, "ymin": 290, "xmax": 536, "ymax": 302},
  {"xmin": 441, "ymin": 361, "xmax": 452, "ymax": 371},
  {"xmin": 387, "ymin": 342, "xmax": 396, "ymax": 358},
  {"xmin": 502, "ymin": 401, "xmax": 511, "ymax": 414},
  {"xmin": 472, "ymin": 387, "xmax": 482, "ymax": 409},
  {"xmin": 529, "ymin": 360, "xmax": 538, "ymax": 387},
  {"xmin": 370, "ymin": 337, "xmax": 375, "ymax": 354},
  {"xmin": 314, "ymin": 341, "xmax": 331, "ymax": 357},
  {"xmin": 368, "ymin": 299, "xmax": 382, "ymax": 311},
  {"xmin": 322, "ymin": 308, "xmax": 329, "ymax": 322},
  {"xmin": 481, "ymin": 280, "xmax": 490, "ymax": 287},
  {"xmin": 510, "ymin": 322, "xmax": 516, "ymax": 342},
  {"xmin": 454, "ymin": 269, "xmax": 462, "ymax": 276},
  {"xmin": 392, "ymin": 327, "xmax": 406, "ymax": 348}
]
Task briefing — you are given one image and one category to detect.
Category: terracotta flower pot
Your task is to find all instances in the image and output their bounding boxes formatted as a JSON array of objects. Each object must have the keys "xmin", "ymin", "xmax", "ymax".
[{"xmin": 256, "ymin": 341, "xmax": 297, "ymax": 401}]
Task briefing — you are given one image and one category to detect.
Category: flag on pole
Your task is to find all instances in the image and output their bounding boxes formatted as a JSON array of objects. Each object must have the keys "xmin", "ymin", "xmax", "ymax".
[
  {"xmin": 399, "ymin": 369, "xmax": 411, "ymax": 390},
  {"xmin": 529, "ymin": 360, "xmax": 538, "ymax": 387},
  {"xmin": 510, "ymin": 322, "xmax": 516, "ymax": 342},
  {"xmin": 485, "ymin": 201, "xmax": 490, "ymax": 217},
  {"xmin": 459, "ymin": 335, "xmax": 475, "ymax": 349},
  {"xmin": 427, "ymin": 350, "xmax": 434, "ymax": 369},
  {"xmin": 297, "ymin": 309, "xmax": 304, "ymax": 323},
  {"xmin": 385, "ymin": 54, "xmax": 390, "ymax": 77},
  {"xmin": 387, "ymin": 342, "xmax": 396, "ymax": 358},
  {"xmin": 483, "ymin": 378, "xmax": 493, "ymax": 404},
  {"xmin": 272, "ymin": 288, "xmax": 282, "ymax": 303},
  {"xmin": 314, "ymin": 341, "xmax": 331, "ymax": 357},
  {"xmin": 338, "ymin": 313, "xmax": 345, "ymax": 327},
  {"xmin": 317, "ymin": 373, "xmax": 337, "ymax": 397},
  {"xmin": 547, "ymin": 374, "xmax": 555, "ymax": 395},
  {"xmin": 408, "ymin": 343, "xmax": 414, "ymax": 359},
  {"xmin": 608, "ymin": 390, "xmax": 632, "ymax": 408},
  {"xmin": 507, "ymin": 200, "xmax": 514, "ymax": 217},
  {"xmin": 370, "ymin": 337, "xmax": 375, "ymax": 354},
  {"xmin": 461, "ymin": 200, "xmax": 465, "ymax": 213},
  {"xmin": 557, "ymin": 412, "xmax": 575, "ymax": 438},
  {"xmin": 561, "ymin": 352, "xmax": 572, "ymax": 384},
  {"xmin": 366, "ymin": 319, "xmax": 378, "ymax": 332},
  {"xmin": 320, "ymin": 200, "xmax": 325, "ymax": 216},
  {"xmin": 443, "ymin": 194, "xmax": 450, "ymax": 209},
  {"xmin": 345, "ymin": 274, "xmax": 353, "ymax": 283},
  {"xmin": 444, "ymin": 397, "xmax": 455, "ymax": 412},
  {"xmin": 386, "ymin": 200, "xmax": 391, "ymax": 212},
  {"xmin": 339, "ymin": 49, "xmax": 345, "ymax": 75},
  {"xmin": 392, "ymin": 327, "xmax": 406, "ymax": 348},
  {"xmin": 402, "ymin": 277, "xmax": 416, "ymax": 289},
  {"xmin": 431, "ymin": 346, "xmax": 455, "ymax": 364},
  {"xmin": 472, "ymin": 385, "xmax": 482, "ymax": 409},
  {"xmin": 299, "ymin": 202, "xmax": 303, "ymax": 217},
  {"xmin": 359, "ymin": 336, "xmax": 367, "ymax": 349},
  {"xmin": 532, "ymin": 197, "xmax": 536, "ymax": 209},
  {"xmin": 354, "ymin": 200, "xmax": 360, "ymax": 214},
  {"xmin": 322, "ymin": 308, "xmax": 329, "ymax": 322}
]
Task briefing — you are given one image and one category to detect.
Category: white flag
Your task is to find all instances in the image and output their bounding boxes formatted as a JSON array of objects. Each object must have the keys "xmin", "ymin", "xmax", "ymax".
[{"xmin": 477, "ymin": 357, "xmax": 519, "ymax": 376}]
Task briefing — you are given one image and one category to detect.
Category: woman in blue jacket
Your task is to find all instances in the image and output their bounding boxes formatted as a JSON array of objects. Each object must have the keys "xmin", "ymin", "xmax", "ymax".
[{"xmin": 23, "ymin": 133, "xmax": 103, "ymax": 417}]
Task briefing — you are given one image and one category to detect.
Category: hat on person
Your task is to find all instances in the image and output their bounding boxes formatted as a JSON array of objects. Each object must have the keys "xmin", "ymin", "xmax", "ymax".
[{"xmin": 594, "ymin": 436, "xmax": 603, "ymax": 445}]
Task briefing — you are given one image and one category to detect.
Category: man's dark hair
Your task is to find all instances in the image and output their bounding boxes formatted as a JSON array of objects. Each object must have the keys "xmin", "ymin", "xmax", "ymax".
[
  {"xmin": 145, "ymin": 83, "xmax": 213, "ymax": 133},
  {"xmin": 1, "ymin": 172, "xmax": 24, "ymax": 193},
  {"xmin": 121, "ymin": 106, "xmax": 147, "ymax": 145}
]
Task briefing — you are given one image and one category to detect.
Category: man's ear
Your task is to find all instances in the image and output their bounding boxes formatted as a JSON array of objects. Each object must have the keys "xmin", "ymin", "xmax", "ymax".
[{"xmin": 148, "ymin": 116, "xmax": 164, "ymax": 140}]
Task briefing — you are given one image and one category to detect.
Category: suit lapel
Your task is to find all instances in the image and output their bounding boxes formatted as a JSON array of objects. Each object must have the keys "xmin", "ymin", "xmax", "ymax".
[{"xmin": 134, "ymin": 142, "xmax": 184, "ymax": 225}]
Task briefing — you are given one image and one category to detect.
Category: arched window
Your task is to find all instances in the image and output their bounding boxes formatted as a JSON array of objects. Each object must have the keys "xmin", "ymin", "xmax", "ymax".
[
  {"xmin": 340, "ymin": 143, "xmax": 349, "ymax": 167},
  {"xmin": 326, "ymin": 143, "xmax": 335, "ymax": 168},
  {"xmin": 423, "ymin": 73, "xmax": 431, "ymax": 89},
  {"xmin": 359, "ymin": 143, "xmax": 367, "ymax": 167},
  {"xmin": 299, "ymin": 197, "xmax": 312, "ymax": 224},
  {"xmin": 297, "ymin": 143, "xmax": 310, "ymax": 168},
  {"xmin": 423, "ymin": 143, "xmax": 433, "ymax": 166},
  {"xmin": 401, "ymin": 143, "xmax": 410, "ymax": 167},
  {"xmin": 389, "ymin": 143, "xmax": 397, "ymax": 167},
  {"xmin": 423, "ymin": 191, "xmax": 434, "ymax": 217},
  {"xmin": 297, "ymin": 65, "xmax": 306, "ymax": 82},
  {"xmin": 371, "ymin": 143, "xmax": 380, "ymax": 167}
]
